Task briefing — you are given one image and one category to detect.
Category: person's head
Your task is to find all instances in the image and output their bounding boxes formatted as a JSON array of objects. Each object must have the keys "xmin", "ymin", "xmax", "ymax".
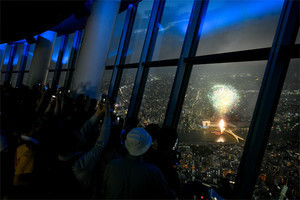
[{"xmin": 125, "ymin": 128, "xmax": 152, "ymax": 156}]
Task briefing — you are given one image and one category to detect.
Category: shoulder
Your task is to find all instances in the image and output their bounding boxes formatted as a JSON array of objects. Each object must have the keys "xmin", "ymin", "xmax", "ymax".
[{"xmin": 16, "ymin": 144, "xmax": 33, "ymax": 157}]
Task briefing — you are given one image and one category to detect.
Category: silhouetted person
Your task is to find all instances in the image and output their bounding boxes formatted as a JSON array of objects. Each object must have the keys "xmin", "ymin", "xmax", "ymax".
[{"xmin": 103, "ymin": 128, "xmax": 175, "ymax": 199}]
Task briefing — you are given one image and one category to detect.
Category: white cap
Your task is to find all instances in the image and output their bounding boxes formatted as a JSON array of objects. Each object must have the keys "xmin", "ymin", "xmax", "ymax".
[{"xmin": 125, "ymin": 128, "xmax": 152, "ymax": 156}]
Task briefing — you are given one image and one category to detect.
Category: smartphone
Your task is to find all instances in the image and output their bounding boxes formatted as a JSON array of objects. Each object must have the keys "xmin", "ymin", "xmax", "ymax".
[{"xmin": 52, "ymin": 95, "xmax": 56, "ymax": 99}]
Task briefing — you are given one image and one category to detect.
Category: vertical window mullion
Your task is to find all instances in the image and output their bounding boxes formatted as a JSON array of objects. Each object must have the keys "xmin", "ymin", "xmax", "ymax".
[
  {"xmin": 108, "ymin": 4, "xmax": 138, "ymax": 103},
  {"xmin": 5, "ymin": 44, "xmax": 17, "ymax": 82},
  {"xmin": 52, "ymin": 35, "xmax": 68, "ymax": 89},
  {"xmin": 65, "ymin": 30, "xmax": 83, "ymax": 89},
  {"xmin": 16, "ymin": 43, "xmax": 29, "ymax": 87},
  {"xmin": 126, "ymin": 0, "xmax": 166, "ymax": 124},
  {"xmin": 164, "ymin": 0, "xmax": 209, "ymax": 128},
  {"xmin": 233, "ymin": 1, "xmax": 299, "ymax": 198}
]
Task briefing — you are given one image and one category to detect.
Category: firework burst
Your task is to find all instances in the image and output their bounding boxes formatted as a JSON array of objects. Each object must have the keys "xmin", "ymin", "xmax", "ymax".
[{"xmin": 208, "ymin": 84, "xmax": 240, "ymax": 115}]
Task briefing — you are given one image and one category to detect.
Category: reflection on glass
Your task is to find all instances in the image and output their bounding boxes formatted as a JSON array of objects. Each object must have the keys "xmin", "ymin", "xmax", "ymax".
[
  {"xmin": 0, "ymin": 44, "xmax": 7, "ymax": 71},
  {"xmin": 46, "ymin": 72, "xmax": 54, "ymax": 86},
  {"xmin": 98, "ymin": 70, "xmax": 113, "ymax": 97},
  {"xmin": 23, "ymin": 73, "xmax": 29, "ymax": 85},
  {"xmin": 114, "ymin": 68, "xmax": 137, "ymax": 119},
  {"xmin": 152, "ymin": 0, "xmax": 193, "ymax": 61},
  {"xmin": 125, "ymin": 0, "xmax": 153, "ymax": 64},
  {"xmin": 12, "ymin": 44, "xmax": 25, "ymax": 72},
  {"xmin": 59, "ymin": 71, "xmax": 67, "ymax": 87},
  {"xmin": 50, "ymin": 36, "xmax": 63, "ymax": 70},
  {"xmin": 138, "ymin": 67, "xmax": 176, "ymax": 126},
  {"xmin": 0, "ymin": 73, "xmax": 6, "ymax": 84},
  {"xmin": 197, "ymin": 0, "xmax": 284, "ymax": 55},
  {"xmin": 61, "ymin": 33, "xmax": 76, "ymax": 69},
  {"xmin": 1, "ymin": 45, "xmax": 12, "ymax": 72},
  {"xmin": 25, "ymin": 44, "xmax": 36, "ymax": 71},
  {"xmin": 254, "ymin": 59, "xmax": 300, "ymax": 200},
  {"xmin": 177, "ymin": 61, "xmax": 267, "ymax": 185},
  {"xmin": 296, "ymin": 27, "xmax": 300, "ymax": 44},
  {"xmin": 10, "ymin": 73, "xmax": 18, "ymax": 87},
  {"xmin": 106, "ymin": 11, "xmax": 127, "ymax": 66}
]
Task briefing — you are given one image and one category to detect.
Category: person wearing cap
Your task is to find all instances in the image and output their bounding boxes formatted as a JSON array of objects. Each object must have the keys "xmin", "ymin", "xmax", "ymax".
[{"xmin": 103, "ymin": 127, "xmax": 175, "ymax": 199}]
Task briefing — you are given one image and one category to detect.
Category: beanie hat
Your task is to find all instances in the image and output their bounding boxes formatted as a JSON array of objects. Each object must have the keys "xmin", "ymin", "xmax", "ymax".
[{"xmin": 125, "ymin": 128, "xmax": 152, "ymax": 156}]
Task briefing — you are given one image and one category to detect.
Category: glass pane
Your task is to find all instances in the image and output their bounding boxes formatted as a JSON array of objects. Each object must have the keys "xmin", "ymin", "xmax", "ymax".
[
  {"xmin": 177, "ymin": 61, "xmax": 267, "ymax": 186},
  {"xmin": 61, "ymin": 33, "xmax": 76, "ymax": 69},
  {"xmin": 152, "ymin": 0, "xmax": 194, "ymax": 61},
  {"xmin": 58, "ymin": 71, "xmax": 67, "ymax": 87},
  {"xmin": 23, "ymin": 72, "xmax": 29, "ymax": 85},
  {"xmin": 12, "ymin": 44, "xmax": 25, "ymax": 72},
  {"xmin": 125, "ymin": 0, "xmax": 153, "ymax": 64},
  {"xmin": 196, "ymin": 0, "xmax": 284, "ymax": 56},
  {"xmin": 0, "ymin": 44, "xmax": 7, "ymax": 71},
  {"xmin": 50, "ymin": 36, "xmax": 63, "ymax": 70},
  {"xmin": 10, "ymin": 73, "xmax": 18, "ymax": 87},
  {"xmin": 25, "ymin": 44, "xmax": 36, "ymax": 71},
  {"xmin": 0, "ymin": 73, "xmax": 6, "ymax": 84},
  {"xmin": 46, "ymin": 71, "xmax": 54, "ymax": 87},
  {"xmin": 138, "ymin": 67, "xmax": 176, "ymax": 126},
  {"xmin": 1, "ymin": 45, "xmax": 12, "ymax": 72},
  {"xmin": 296, "ymin": 27, "xmax": 300, "ymax": 44},
  {"xmin": 114, "ymin": 68, "xmax": 137, "ymax": 119},
  {"xmin": 254, "ymin": 59, "xmax": 300, "ymax": 200},
  {"xmin": 106, "ymin": 11, "xmax": 127, "ymax": 66},
  {"xmin": 98, "ymin": 70, "xmax": 113, "ymax": 97}
]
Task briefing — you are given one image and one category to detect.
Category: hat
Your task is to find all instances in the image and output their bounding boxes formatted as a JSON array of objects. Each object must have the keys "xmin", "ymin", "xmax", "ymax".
[{"xmin": 125, "ymin": 128, "xmax": 152, "ymax": 156}]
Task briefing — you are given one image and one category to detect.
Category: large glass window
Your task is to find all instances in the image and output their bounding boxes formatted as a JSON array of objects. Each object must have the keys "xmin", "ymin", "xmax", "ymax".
[
  {"xmin": 253, "ymin": 59, "xmax": 300, "ymax": 200},
  {"xmin": 196, "ymin": 0, "xmax": 284, "ymax": 56},
  {"xmin": 1, "ymin": 45, "xmax": 12, "ymax": 72},
  {"xmin": 0, "ymin": 44, "xmax": 7, "ymax": 71},
  {"xmin": 22, "ymin": 43, "xmax": 36, "ymax": 86},
  {"xmin": 152, "ymin": 0, "xmax": 194, "ymax": 61},
  {"xmin": 61, "ymin": 33, "xmax": 76, "ymax": 70},
  {"xmin": 49, "ymin": 36, "xmax": 63, "ymax": 70},
  {"xmin": 11, "ymin": 44, "xmax": 25, "ymax": 72},
  {"xmin": 98, "ymin": 69, "xmax": 113, "ymax": 98},
  {"xmin": 106, "ymin": 11, "xmax": 127, "ymax": 66},
  {"xmin": 177, "ymin": 61, "xmax": 267, "ymax": 185},
  {"xmin": 114, "ymin": 68, "xmax": 137, "ymax": 119},
  {"xmin": 10, "ymin": 44, "xmax": 25, "ymax": 87},
  {"xmin": 138, "ymin": 67, "xmax": 176, "ymax": 126},
  {"xmin": 125, "ymin": 0, "xmax": 153, "ymax": 64},
  {"xmin": 296, "ymin": 27, "xmax": 299, "ymax": 44}
]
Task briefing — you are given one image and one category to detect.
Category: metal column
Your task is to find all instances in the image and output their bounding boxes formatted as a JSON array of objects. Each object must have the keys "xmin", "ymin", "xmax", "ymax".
[
  {"xmin": 5, "ymin": 44, "xmax": 17, "ymax": 82},
  {"xmin": 52, "ymin": 35, "xmax": 68, "ymax": 89},
  {"xmin": 233, "ymin": 0, "xmax": 299, "ymax": 198},
  {"xmin": 108, "ymin": 4, "xmax": 137, "ymax": 103},
  {"xmin": 16, "ymin": 43, "xmax": 30, "ymax": 87},
  {"xmin": 164, "ymin": 0, "xmax": 209, "ymax": 128},
  {"xmin": 64, "ymin": 30, "xmax": 83, "ymax": 89},
  {"xmin": 126, "ymin": 0, "xmax": 166, "ymax": 124}
]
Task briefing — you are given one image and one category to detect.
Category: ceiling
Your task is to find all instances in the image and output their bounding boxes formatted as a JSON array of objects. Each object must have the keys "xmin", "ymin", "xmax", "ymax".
[{"xmin": 0, "ymin": 0, "xmax": 136, "ymax": 44}]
